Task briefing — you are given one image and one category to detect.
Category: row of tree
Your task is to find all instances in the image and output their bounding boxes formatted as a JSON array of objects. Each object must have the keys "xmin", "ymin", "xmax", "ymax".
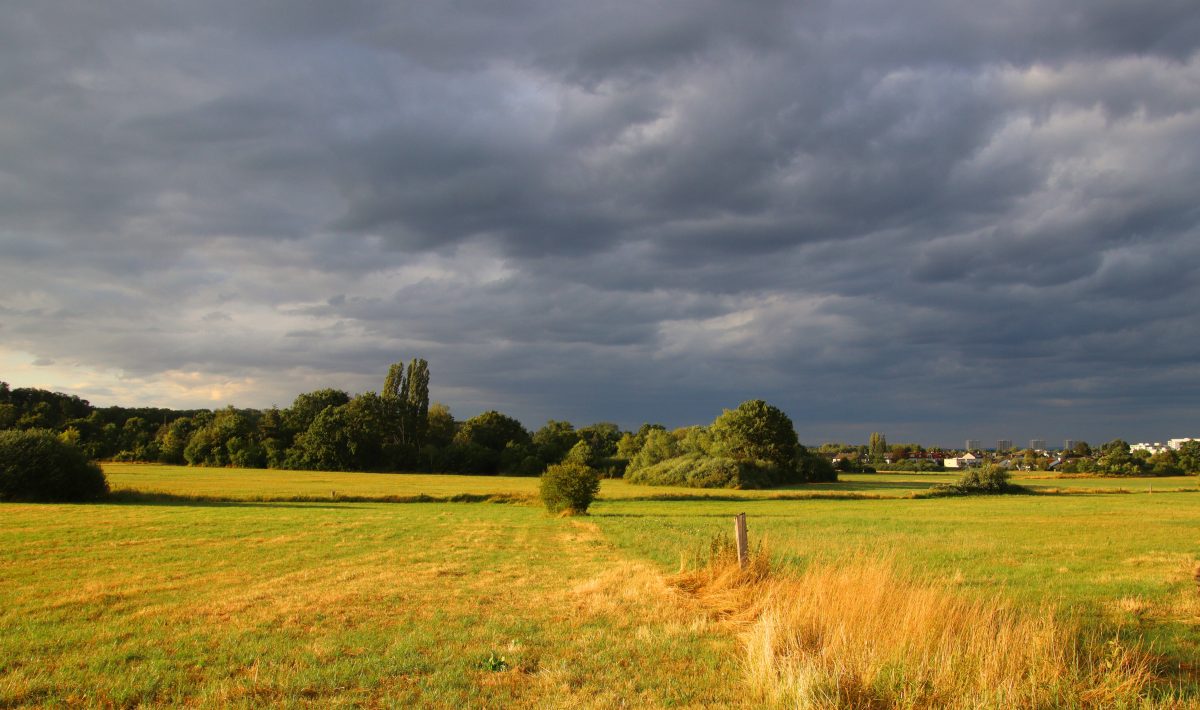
[
  {"xmin": 0, "ymin": 363, "xmax": 626, "ymax": 477},
  {"xmin": 1055, "ymin": 439, "xmax": 1200, "ymax": 476},
  {"xmin": 1, "ymin": 364, "xmax": 840, "ymax": 487},
  {"xmin": 9, "ymin": 368, "xmax": 1191, "ymax": 482},
  {"xmin": 816, "ymin": 433, "xmax": 1200, "ymax": 475}
]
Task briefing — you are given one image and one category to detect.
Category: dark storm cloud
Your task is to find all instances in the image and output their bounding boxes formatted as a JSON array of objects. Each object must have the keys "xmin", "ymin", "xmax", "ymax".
[{"xmin": 1, "ymin": 0, "xmax": 1198, "ymax": 444}]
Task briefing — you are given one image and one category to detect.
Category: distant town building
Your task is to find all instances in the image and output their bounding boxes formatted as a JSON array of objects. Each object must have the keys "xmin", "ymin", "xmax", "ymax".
[
  {"xmin": 1168, "ymin": 437, "xmax": 1197, "ymax": 451},
  {"xmin": 1131, "ymin": 442, "xmax": 1167, "ymax": 454},
  {"xmin": 945, "ymin": 453, "xmax": 981, "ymax": 469},
  {"xmin": 1064, "ymin": 439, "xmax": 1077, "ymax": 452},
  {"xmin": 908, "ymin": 451, "xmax": 944, "ymax": 462},
  {"xmin": 1030, "ymin": 439, "xmax": 1046, "ymax": 451},
  {"xmin": 965, "ymin": 439, "xmax": 981, "ymax": 451},
  {"xmin": 996, "ymin": 439, "xmax": 1013, "ymax": 452}
]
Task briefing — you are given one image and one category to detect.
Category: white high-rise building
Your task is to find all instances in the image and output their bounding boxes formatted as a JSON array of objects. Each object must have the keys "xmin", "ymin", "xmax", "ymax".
[
  {"xmin": 1030, "ymin": 439, "xmax": 1046, "ymax": 451},
  {"xmin": 997, "ymin": 439, "xmax": 1013, "ymax": 452},
  {"xmin": 1168, "ymin": 437, "xmax": 1197, "ymax": 450},
  {"xmin": 965, "ymin": 439, "xmax": 981, "ymax": 451}
]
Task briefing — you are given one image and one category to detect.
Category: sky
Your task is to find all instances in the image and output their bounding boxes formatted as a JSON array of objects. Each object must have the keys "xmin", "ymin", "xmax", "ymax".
[{"xmin": 2, "ymin": 1, "xmax": 1199, "ymax": 447}]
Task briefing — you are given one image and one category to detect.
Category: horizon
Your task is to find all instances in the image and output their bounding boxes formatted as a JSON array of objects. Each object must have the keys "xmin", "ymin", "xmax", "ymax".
[{"xmin": 2, "ymin": 372, "xmax": 1190, "ymax": 451}]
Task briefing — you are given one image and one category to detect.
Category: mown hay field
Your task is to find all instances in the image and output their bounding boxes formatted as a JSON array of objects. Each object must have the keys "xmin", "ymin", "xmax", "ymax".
[
  {"xmin": 2, "ymin": 464, "xmax": 1197, "ymax": 707},
  {"xmin": 1, "ymin": 500, "xmax": 738, "ymax": 707}
]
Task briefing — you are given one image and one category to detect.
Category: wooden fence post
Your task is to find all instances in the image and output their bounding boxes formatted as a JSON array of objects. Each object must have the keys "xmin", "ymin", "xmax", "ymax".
[{"xmin": 734, "ymin": 513, "xmax": 749, "ymax": 568}]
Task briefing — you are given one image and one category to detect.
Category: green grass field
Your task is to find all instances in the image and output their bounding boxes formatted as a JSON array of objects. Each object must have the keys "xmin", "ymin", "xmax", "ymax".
[
  {"xmin": 102, "ymin": 462, "xmax": 1200, "ymax": 500},
  {"xmin": 2, "ymin": 464, "xmax": 1198, "ymax": 707}
]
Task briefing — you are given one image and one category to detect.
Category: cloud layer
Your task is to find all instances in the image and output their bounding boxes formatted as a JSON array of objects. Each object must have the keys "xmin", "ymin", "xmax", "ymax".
[{"xmin": 2, "ymin": 1, "xmax": 1198, "ymax": 445}]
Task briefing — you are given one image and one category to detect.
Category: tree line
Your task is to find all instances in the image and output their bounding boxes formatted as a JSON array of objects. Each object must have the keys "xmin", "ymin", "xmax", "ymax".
[
  {"xmin": 4, "ymin": 371, "xmax": 1195, "ymax": 480},
  {"xmin": 5, "ymin": 361, "xmax": 810, "ymax": 479},
  {"xmin": 1055, "ymin": 439, "xmax": 1199, "ymax": 476}
]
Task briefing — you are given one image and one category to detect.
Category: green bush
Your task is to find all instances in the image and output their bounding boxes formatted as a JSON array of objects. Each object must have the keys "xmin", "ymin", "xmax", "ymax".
[
  {"xmin": 0, "ymin": 429, "xmax": 108, "ymax": 502},
  {"xmin": 626, "ymin": 454, "xmax": 782, "ymax": 489},
  {"xmin": 539, "ymin": 462, "xmax": 601, "ymax": 514},
  {"xmin": 801, "ymin": 451, "xmax": 839, "ymax": 482},
  {"xmin": 708, "ymin": 399, "xmax": 800, "ymax": 471},
  {"xmin": 627, "ymin": 429, "xmax": 678, "ymax": 474},
  {"xmin": 961, "ymin": 465, "xmax": 1012, "ymax": 491},
  {"xmin": 834, "ymin": 457, "xmax": 875, "ymax": 473},
  {"xmin": 435, "ymin": 442, "xmax": 500, "ymax": 475},
  {"xmin": 931, "ymin": 464, "xmax": 1019, "ymax": 496},
  {"xmin": 563, "ymin": 440, "xmax": 595, "ymax": 468},
  {"xmin": 1150, "ymin": 462, "xmax": 1184, "ymax": 477},
  {"xmin": 594, "ymin": 456, "xmax": 628, "ymax": 479},
  {"xmin": 499, "ymin": 441, "xmax": 543, "ymax": 476}
]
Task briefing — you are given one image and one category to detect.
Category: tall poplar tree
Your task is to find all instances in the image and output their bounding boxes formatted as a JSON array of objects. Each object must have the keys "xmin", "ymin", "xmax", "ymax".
[
  {"xmin": 382, "ymin": 360, "xmax": 408, "ymax": 447},
  {"xmin": 382, "ymin": 362, "xmax": 406, "ymax": 401},
  {"xmin": 381, "ymin": 358, "xmax": 430, "ymax": 449},
  {"xmin": 868, "ymin": 432, "xmax": 887, "ymax": 461},
  {"xmin": 405, "ymin": 358, "xmax": 430, "ymax": 448}
]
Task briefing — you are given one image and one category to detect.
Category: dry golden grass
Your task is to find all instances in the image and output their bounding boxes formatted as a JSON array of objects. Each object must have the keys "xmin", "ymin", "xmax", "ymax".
[{"xmin": 670, "ymin": 542, "xmax": 1167, "ymax": 709}]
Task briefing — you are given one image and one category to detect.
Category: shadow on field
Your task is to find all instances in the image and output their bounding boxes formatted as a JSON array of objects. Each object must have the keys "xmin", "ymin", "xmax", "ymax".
[
  {"xmin": 105, "ymin": 489, "xmax": 531, "ymax": 508},
  {"xmin": 811, "ymin": 481, "xmax": 940, "ymax": 491},
  {"xmin": 108, "ymin": 497, "xmax": 365, "ymax": 510},
  {"xmin": 590, "ymin": 512, "xmax": 779, "ymax": 519},
  {"xmin": 605, "ymin": 482, "xmax": 932, "ymax": 502}
]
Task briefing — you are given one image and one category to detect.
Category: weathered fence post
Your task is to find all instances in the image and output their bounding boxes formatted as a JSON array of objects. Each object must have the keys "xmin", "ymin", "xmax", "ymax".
[{"xmin": 734, "ymin": 513, "xmax": 749, "ymax": 568}]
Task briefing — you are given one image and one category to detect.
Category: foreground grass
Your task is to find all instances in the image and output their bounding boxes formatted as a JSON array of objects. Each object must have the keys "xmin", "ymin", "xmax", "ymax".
[
  {"xmin": 0, "ymin": 501, "xmax": 738, "ymax": 707},
  {"xmin": 587, "ymin": 492, "xmax": 1200, "ymax": 695},
  {"xmin": 4, "ymin": 465, "xmax": 1197, "ymax": 706}
]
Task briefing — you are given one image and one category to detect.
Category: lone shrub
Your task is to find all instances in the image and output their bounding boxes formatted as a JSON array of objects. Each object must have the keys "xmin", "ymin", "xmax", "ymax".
[
  {"xmin": 539, "ymin": 462, "xmax": 600, "ymax": 514},
  {"xmin": 930, "ymin": 464, "xmax": 1021, "ymax": 496},
  {"xmin": 0, "ymin": 429, "xmax": 108, "ymax": 502},
  {"xmin": 961, "ymin": 464, "xmax": 1013, "ymax": 491}
]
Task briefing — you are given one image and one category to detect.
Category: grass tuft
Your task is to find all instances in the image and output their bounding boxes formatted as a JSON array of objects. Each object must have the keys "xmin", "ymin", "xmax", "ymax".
[{"xmin": 671, "ymin": 542, "xmax": 1166, "ymax": 709}]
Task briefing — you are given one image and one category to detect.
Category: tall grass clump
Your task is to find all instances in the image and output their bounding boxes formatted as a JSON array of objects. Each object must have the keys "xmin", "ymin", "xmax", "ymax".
[{"xmin": 672, "ymin": 542, "xmax": 1158, "ymax": 709}]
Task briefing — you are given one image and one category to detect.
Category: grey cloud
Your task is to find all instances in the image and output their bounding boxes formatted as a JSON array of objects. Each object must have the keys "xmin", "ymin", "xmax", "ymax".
[{"xmin": 1, "ymin": 0, "xmax": 1198, "ymax": 445}]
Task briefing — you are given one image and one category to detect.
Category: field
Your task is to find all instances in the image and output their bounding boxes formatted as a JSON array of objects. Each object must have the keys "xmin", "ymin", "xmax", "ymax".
[
  {"xmin": 2, "ymin": 464, "xmax": 1198, "ymax": 707},
  {"xmin": 101, "ymin": 462, "xmax": 1200, "ymax": 500}
]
